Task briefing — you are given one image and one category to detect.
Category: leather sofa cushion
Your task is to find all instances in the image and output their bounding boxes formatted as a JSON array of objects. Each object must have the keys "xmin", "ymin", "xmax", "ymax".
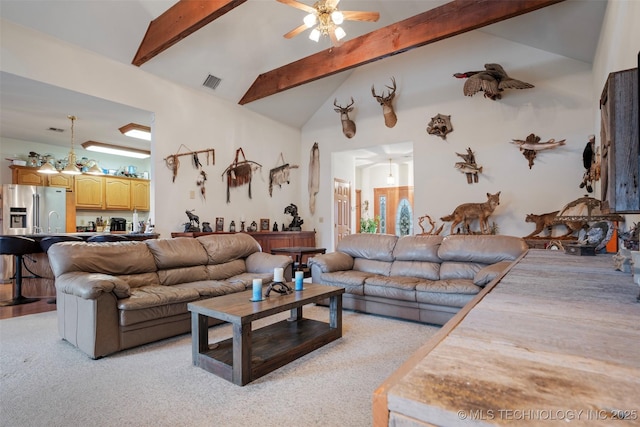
[
  {"xmin": 159, "ymin": 265, "xmax": 209, "ymax": 286},
  {"xmin": 196, "ymin": 233, "xmax": 260, "ymax": 264},
  {"xmin": 317, "ymin": 270, "xmax": 370, "ymax": 295},
  {"xmin": 226, "ymin": 272, "xmax": 273, "ymax": 288},
  {"xmin": 336, "ymin": 233, "xmax": 398, "ymax": 262},
  {"xmin": 206, "ymin": 259, "xmax": 246, "ymax": 280},
  {"xmin": 438, "ymin": 235, "xmax": 528, "ymax": 264},
  {"xmin": 119, "ymin": 301, "xmax": 193, "ymax": 327},
  {"xmin": 115, "ymin": 272, "xmax": 160, "ymax": 289},
  {"xmin": 308, "ymin": 251, "xmax": 354, "ymax": 272},
  {"xmin": 117, "ymin": 285, "xmax": 199, "ymax": 311},
  {"xmin": 390, "ymin": 260, "xmax": 440, "ymax": 280},
  {"xmin": 49, "ymin": 241, "xmax": 157, "ymax": 277},
  {"xmin": 439, "ymin": 262, "xmax": 485, "ymax": 280},
  {"xmin": 145, "ymin": 238, "xmax": 209, "ymax": 269},
  {"xmin": 353, "ymin": 258, "xmax": 392, "ymax": 276},
  {"xmin": 416, "ymin": 291, "xmax": 475, "ymax": 308},
  {"xmin": 417, "ymin": 279, "xmax": 481, "ymax": 294},
  {"xmin": 393, "ymin": 235, "xmax": 443, "ymax": 262},
  {"xmin": 56, "ymin": 272, "xmax": 131, "ymax": 299},
  {"xmin": 365, "ymin": 275, "xmax": 421, "ymax": 302},
  {"xmin": 173, "ymin": 280, "xmax": 246, "ymax": 297}
]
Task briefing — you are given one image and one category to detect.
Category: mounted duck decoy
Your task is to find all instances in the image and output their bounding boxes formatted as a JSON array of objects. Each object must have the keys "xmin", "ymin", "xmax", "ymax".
[{"xmin": 453, "ymin": 63, "xmax": 534, "ymax": 100}]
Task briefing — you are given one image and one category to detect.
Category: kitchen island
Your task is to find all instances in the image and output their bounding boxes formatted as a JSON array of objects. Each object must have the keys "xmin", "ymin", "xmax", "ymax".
[{"xmin": 2, "ymin": 232, "xmax": 159, "ymax": 298}]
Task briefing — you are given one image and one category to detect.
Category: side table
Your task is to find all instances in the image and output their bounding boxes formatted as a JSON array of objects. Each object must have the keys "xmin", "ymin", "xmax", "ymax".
[{"xmin": 270, "ymin": 246, "xmax": 326, "ymax": 278}]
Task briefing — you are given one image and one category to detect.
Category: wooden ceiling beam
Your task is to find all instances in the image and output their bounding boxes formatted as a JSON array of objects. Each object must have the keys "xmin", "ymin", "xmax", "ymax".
[
  {"xmin": 132, "ymin": 0, "xmax": 247, "ymax": 67},
  {"xmin": 239, "ymin": 0, "xmax": 564, "ymax": 105}
]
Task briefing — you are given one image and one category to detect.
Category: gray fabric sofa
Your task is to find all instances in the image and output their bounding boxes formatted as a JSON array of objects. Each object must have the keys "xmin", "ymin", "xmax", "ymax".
[
  {"xmin": 309, "ymin": 234, "xmax": 528, "ymax": 325},
  {"xmin": 48, "ymin": 233, "xmax": 292, "ymax": 358}
]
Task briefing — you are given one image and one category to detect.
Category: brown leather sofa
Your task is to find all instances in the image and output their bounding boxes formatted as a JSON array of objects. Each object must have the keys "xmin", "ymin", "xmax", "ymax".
[
  {"xmin": 309, "ymin": 234, "xmax": 528, "ymax": 325},
  {"xmin": 48, "ymin": 233, "xmax": 292, "ymax": 358}
]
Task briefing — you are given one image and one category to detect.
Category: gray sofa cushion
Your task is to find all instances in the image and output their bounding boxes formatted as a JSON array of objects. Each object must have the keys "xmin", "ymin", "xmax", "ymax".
[
  {"xmin": 336, "ymin": 233, "xmax": 398, "ymax": 262},
  {"xmin": 145, "ymin": 237, "xmax": 209, "ymax": 269},
  {"xmin": 173, "ymin": 280, "xmax": 246, "ymax": 297},
  {"xmin": 438, "ymin": 235, "xmax": 528, "ymax": 264},
  {"xmin": 317, "ymin": 270, "xmax": 370, "ymax": 295},
  {"xmin": 353, "ymin": 258, "xmax": 393, "ymax": 275},
  {"xmin": 364, "ymin": 275, "xmax": 420, "ymax": 301},
  {"xmin": 439, "ymin": 262, "xmax": 485, "ymax": 280},
  {"xmin": 391, "ymin": 260, "xmax": 440, "ymax": 280},
  {"xmin": 197, "ymin": 233, "xmax": 261, "ymax": 264},
  {"xmin": 393, "ymin": 235, "xmax": 443, "ymax": 262}
]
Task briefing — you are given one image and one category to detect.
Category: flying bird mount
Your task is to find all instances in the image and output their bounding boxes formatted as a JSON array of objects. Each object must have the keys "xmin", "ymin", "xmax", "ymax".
[
  {"xmin": 510, "ymin": 133, "xmax": 565, "ymax": 169},
  {"xmin": 454, "ymin": 63, "xmax": 534, "ymax": 100}
]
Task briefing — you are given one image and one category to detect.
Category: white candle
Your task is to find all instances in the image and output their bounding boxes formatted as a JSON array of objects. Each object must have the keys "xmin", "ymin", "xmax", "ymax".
[
  {"xmin": 252, "ymin": 279, "xmax": 262, "ymax": 301},
  {"xmin": 295, "ymin": 271, "xmax": 304, "ymax": 291},
  {"xmin": 273, "ymin": 267, "xmax": 284, "ymax": 282}
]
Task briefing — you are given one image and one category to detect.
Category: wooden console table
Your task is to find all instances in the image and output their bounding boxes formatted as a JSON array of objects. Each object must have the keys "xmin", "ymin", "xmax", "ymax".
[
  {"xmin": 171, "ymin": 231, "xmax": 316, "ymax": 254},
  {"xmin": 374, "ymin": 250, "xmax": 640, "ymax": 426}
]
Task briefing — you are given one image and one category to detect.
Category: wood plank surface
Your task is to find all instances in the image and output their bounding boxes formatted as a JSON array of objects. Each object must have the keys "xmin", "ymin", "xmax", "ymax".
[{"xmin": 384, "ymin": 250, "xmax": 640, "ymax": 426}]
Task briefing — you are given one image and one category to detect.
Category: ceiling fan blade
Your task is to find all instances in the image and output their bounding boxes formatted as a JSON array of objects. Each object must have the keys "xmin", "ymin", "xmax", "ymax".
[
  {"xmin": 276, "ymin": 0, "xmax": 316, "ymax": 14},
  {"xmin": 341, "ymin": 11, "xmax": 380, "ymax": 22},
  {"xmin": 284, "ymin": 23, "xmax": 309, "ymax": 39}
]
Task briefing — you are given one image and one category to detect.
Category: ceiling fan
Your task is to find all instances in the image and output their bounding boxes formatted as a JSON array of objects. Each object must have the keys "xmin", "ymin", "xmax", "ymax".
[{"xmin": 277, "ymin": 0, "xmax": 380, "ymax": 46}]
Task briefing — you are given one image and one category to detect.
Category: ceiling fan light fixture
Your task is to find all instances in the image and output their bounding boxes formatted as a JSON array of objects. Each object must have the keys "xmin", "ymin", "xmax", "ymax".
[
  {"xmin": 303, "ymin": 13, "xmax": 317, "ymax": 28},
  {"xmin": 309, "ymin": 28, "xmax": 321, "ymax": 42},
  {"xmin": 82, "ymin": 141, "xmax": 151, "ymax": 159},
  {"xmin": 331, "ymin": 11, "xmax": 344, "ymax": 25},
  {"xmin": 334, "ymin": 26, "xmax": 346, "ymax": 41}
]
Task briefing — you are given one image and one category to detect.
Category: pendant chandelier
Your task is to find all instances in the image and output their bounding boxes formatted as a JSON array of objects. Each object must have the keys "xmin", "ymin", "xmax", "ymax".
[{"xmin": 62, "ymin": 115, "xmax": 82, "ymax": 175}]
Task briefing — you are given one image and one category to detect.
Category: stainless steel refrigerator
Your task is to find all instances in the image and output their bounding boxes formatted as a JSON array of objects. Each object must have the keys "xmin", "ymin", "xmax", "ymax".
[{"xmin": 1, "ymin": 184, "xmax": 66, "ymax": 235}]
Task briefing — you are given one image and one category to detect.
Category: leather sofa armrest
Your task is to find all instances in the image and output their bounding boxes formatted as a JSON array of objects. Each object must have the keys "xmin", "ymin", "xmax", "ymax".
[
  {"xmin": 56, "ymin": 272, "xmax": 131, "ymax": 299},
  {"xmin": 473, "ymin": 261, "xmax": 513, "ymax": 287},
  {"xmin": 308, "ymin": 252, "xmax": 354, "ymax": 273},
  {"xmin": 246, "ymin": 252, "xmax": 293, "ymax": 279}
]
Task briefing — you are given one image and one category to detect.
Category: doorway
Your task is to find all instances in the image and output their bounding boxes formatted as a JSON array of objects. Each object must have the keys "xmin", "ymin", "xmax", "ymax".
[
  {"xmin": 374, "ymin": 186, "xmax": 414, "ymax": 236},
  {"xmin": 334, "ymin": 178, "xmax": 351, "ymax": 247}
]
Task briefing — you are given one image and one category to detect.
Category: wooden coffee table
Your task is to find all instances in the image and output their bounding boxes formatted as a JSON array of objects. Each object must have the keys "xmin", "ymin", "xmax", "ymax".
[{"xmin": 188, "ymin": 283, "xmax": 344, "ymax": 386}]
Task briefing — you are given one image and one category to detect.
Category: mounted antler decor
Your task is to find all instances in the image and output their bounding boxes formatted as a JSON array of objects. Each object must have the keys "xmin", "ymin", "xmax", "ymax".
[
  {"xmin": 426, "ymin": 114, "xmax": 453, "ymax": 140},
  {"xmin": 333, "ymin": 97, "xmax": 356, "ymax": 138},
  {"xmin": 455, "ymin": 147, "xmax": 482, "ymax": 184},
  {"xmin": 269, "ymin": 153, "xmax": 299, "ymax": 197},
  {"xmin": 510, "ymin": 133, "xmax": 565, "ymax": 169},
  {"xmin": 221, "ymin": 148, "xmax": 261, "ymax": 203},
  {"xmin": 371, "ymin": 77, "xmax": 397, "ymax": 128}
]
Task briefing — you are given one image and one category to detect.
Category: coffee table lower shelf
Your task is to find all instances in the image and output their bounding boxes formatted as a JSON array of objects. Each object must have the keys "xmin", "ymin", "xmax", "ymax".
[{"xmin": 195, "ymin": 317, "xmax": 340, "ymax": 384}]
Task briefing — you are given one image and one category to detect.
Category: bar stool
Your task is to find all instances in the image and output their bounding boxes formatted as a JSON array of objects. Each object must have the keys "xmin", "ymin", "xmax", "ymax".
[
  {"xmin": 0, "ymin": 236, "xmax": 42, "ymax": 306},
  {"xmin": 40, "ymin": 236, "xmax": 84, "ymax": 304}
]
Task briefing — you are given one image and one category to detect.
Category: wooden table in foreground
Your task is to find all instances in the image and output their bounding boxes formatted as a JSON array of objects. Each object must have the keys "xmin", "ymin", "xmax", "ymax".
[
  {"xmin": 188, "ymin": 283, "xmax": 344, "ymax": 386},
  {"xmin": 375, "ymin": 250, "xmax": 640, "ymax": 426}
]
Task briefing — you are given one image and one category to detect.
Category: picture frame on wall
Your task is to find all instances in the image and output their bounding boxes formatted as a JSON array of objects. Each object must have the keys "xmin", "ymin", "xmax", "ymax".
[
  {"xmin": 260, "ymin": 218, "xmax": 270, "ymax": 232},
  {"xmin": 215, "ymin": 217, "xmax": 224, "ymax": 232}
]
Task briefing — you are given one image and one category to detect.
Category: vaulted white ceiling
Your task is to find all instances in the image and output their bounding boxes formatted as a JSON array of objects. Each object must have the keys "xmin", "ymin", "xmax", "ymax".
[{"xmin": 0, "ymin": 0, "xmax": 607, "ymax": 151}]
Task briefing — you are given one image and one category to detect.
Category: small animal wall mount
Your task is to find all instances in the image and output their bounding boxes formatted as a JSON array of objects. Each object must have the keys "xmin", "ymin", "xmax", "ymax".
[
  {"xmin": 454, "ymin": 147, "xmax": 483, "ymax": 184},
  {"xmin": 333, "ymin": 98, "xmax": 356, "ymax": 138},
  {"xmin": 453, "ymin": 63, "xmax": 534, "ymax": 100},
  {"xmin": 524, "ymin": 210, "xmax": 585, "ymax": 239},
  {"xmin": 426, "ymin": 114, "xmax": 453, "ymax": 140},
  {"xmin": 510, "ymin": 133, "xmax": 566, "ymax": 169},
  {"xmin": 440, "ymin": 191, "xmax": 501, "ymax": 235},
  {"xmin": 371, "ymin": 77, "xmax": 398, "ymax": 128},
  {"xmin": 579, "ymin": 134, "xmax": 600, "ymax": 193}
]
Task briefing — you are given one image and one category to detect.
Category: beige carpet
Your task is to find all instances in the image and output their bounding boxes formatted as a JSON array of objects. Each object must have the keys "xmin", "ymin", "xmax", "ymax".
[{"xmin": 0, "ymin": 306, "xmax": 438, "ymax": 427}]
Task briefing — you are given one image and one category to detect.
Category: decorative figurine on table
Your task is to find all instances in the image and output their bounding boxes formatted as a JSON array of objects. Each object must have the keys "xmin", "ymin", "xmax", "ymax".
[
  {"xmin": 249, "ymin": 221, "xmax": 258, "ymax": 232},
  {"xmin": 229, "ymin": 221, "xmax": 236, "ymax": 232},
  {"xmin": 240, "ymin": 221, "xmax": 245, "ymax": 232},
  {"xmin": 284, "ymin": 203, "xmax": 304, "ymax": 231},
  {"xmin": 202, "ymin": 222, "xmax": 213, "ymax": 232},
  {"xmin": 273, "ymin": 222, "xmax": 278, "ymax": 231},
  {"xmin": 183, "ymin": 209, "xmax": 201, "ymax": 232}
]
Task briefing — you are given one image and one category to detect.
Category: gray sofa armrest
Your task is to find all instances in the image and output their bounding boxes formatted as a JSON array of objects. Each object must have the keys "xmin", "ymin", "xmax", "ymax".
[
  {"xmin": 246, "ymin": 252, "xmax": 293, "ymax": 280},
  {"xmin": 56, "ymin": 272, "xmax": 131, "ymax": 299},
  {"xmin": 308, "ymin": 252, "xmax": 354, "ymax": 273},
  {"xmin": 473, "ymin": 261, "xmax": 514, "ymax": 287}
]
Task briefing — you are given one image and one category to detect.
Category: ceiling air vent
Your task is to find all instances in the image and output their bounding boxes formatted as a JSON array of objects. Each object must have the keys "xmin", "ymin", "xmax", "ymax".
[{"xmin": 203, "ymin": 74, "xmax": 222, "ymax": 91}]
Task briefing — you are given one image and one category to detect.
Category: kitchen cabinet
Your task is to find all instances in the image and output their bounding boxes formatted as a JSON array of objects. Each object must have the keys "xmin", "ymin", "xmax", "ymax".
[
  {"xmin": 10, "ymin": 165, "xmax": 46, "ymax": 186},
  {"xmin": 105, "ymin": 177, "xmax": 131, "ymax": 210},
  {"xmin": 75, "ymin": 175, "xmax": 104, "ymax": 209},
  {"xmin": 10, "ymin": 165, "xmax": 73, "ymax": 190},
  {"xmin": 600, "ymin": 67, "xmax": 639, "ymax": 213},
  {"xmin": 131, "ymin": 179, "xmax": 150, "ymax": 211}
]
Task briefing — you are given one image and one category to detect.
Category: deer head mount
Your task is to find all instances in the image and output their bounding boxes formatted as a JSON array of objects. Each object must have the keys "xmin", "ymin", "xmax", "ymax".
[
  {"xmin": 333, "ymin": 97, "xmax": 356, "ymax": 139},
  {"xmin": 371, "ymin": 77, "xmax": 397, "ymax": 128}
]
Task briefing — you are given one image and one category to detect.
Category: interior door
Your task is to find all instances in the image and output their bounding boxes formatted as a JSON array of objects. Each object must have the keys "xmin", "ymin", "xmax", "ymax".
[
  {"xmin": 374, "ymin": 186, "xmax": 414, "ymax": 236},
  {"xmin": 334, "ymin": 178, "xmax": 351, "ymax": 247}
]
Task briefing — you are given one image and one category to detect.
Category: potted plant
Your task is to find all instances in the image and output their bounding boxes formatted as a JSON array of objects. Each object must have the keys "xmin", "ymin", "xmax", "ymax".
[{"xmin": 360, "ymin": 216, "xmax": 380, "ymax": 233}]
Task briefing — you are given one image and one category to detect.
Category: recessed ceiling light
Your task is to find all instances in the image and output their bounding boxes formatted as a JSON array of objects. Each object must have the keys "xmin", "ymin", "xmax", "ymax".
[{"xmin": 82, "ymin": 141, "xmax": 150, "ymax": 159}]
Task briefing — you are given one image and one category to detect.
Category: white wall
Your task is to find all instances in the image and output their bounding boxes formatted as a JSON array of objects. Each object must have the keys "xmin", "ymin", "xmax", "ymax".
[
  {"xmin": 303, "ymin": 31, "xmax": 596, "ymax": 249},
  {"xmin": 1, "ymin": 19, "xmax": 302, "ymax": 237}
]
